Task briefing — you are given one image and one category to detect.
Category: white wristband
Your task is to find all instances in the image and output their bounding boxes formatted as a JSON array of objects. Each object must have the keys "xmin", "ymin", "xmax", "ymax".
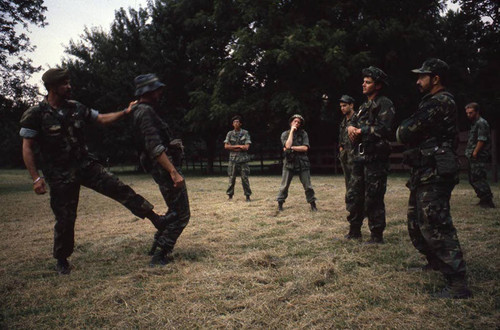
[{"xmin": 33, "ymin": 176, "xmax": 44, "ymax": 184}]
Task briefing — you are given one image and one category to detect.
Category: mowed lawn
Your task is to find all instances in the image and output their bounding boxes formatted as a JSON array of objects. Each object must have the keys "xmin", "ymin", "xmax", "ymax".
[{"xmin": 0, "ymin": 169, "xmax": 498, "ymax": 329}]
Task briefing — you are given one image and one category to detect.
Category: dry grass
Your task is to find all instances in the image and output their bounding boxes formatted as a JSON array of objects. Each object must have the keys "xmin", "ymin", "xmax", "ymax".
[{"xmin": 0, "ymin": 169, "xmax": 499, "ymax": 329}]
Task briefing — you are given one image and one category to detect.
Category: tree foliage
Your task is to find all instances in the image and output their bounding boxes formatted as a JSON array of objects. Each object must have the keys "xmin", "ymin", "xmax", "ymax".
[
  {"xmin": 2, "ymin": 0, "xmax": 499, "ymax": 169},
  {"xmin": 0, "ymin": 0, "xmax": 47, "ymax": 102}
]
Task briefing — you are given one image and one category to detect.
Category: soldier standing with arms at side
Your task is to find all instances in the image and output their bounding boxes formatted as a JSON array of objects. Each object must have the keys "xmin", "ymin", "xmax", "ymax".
[
  {"xmin": 131, "ymin": 74, "xmax": 190, "ymax": 266},
  {"xmin": 345, "ymin": 67, "xmax": 395, "ymax": 244},
  {"xmin": 397, "ymin": 58, "xmax": 472, "ymax": 298},
  {"xmin": 464, "ymin": 102, "xmax": 495, "ymax": 208},
  {"xmin": 276, "ymin": 114, "xmax": 317, "ymax": 212},
  {"xmin": 338, "ymin": 95, "xmax": 356, "ymax": 191},
  {"xmin": 224, "ymin": 115, "xmax": 252, "ymax": 202},
  {"xmin": 19, "ymin": 68, "xmax": 169, "ymax": 275}
]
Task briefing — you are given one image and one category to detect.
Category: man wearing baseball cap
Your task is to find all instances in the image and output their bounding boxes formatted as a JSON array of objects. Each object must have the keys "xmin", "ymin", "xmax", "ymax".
[
  {"xmin": 338, "ymin": 94, "xmax": 356, "ymax": 191},
  {"xmin": 397, "ymin": 58, "xmax": 472, "ymax": 298}
]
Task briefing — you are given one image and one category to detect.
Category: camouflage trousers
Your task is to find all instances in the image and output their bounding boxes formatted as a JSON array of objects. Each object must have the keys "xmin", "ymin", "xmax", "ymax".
[
  {"xmin": 226, "ymin": 161, "xmax": 252, "ymax": 197},
  {"xmin": 407, "ymin": 182, "xmax": 467, "ymax": 275},
  {"xmin": 276, "ymin": 166, "xmax": 316, "ymax": 203},
  {"xmin": 47, "ymin": 160, "xmax": 154, "ymax": 260},
  {"xmin": 346, "ymin": 160, "xmax": 389, "ymax": 236},
  {"xmin": 339, "ymin": 149, "xmax": 353, "ymax": 191},
  {"xmin": 467, "ymin": 158, "xmax": 493, "ymax": 201},
  {"xmin": 151, "ymin": 165, "xmax": 190, "ymax": 253}
]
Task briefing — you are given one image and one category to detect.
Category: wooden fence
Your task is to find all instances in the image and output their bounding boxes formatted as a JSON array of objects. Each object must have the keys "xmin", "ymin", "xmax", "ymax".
[{"xmin": 182, "ymin": 130, "xmax": 497, "ymax": 182}]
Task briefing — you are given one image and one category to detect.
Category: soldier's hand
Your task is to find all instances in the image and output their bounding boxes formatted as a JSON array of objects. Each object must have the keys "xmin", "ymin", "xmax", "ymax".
[
  {"xmin": 170, "ymin": 170, "xmax": 185, "ymax": 188},
  {"xmin": 347, "ymin": 126, "xmax": 360, "ymax": 142},
  {"xmin": 33, "ymin": 178, "xmax": 47, "ymax": 195},
  {"xmin": 124, "ymin": 100, "xmax": 138, "ymax": 115}
]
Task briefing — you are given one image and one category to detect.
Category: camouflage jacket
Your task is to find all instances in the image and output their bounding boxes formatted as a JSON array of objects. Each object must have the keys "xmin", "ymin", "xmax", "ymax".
[
  {"xmin": 19, "ymin": 98, "xmax": 98, "ymax": 175},
  {"xmin": 350, "ymin": 95, "xmax": 395, "ymax": 160},
  {"xmin": 396, "ymin": 89, "xmax": 459, "ymax": 187},
  {"xmin": 465, "ymin": 116, "xmax": 491, "ymax": 161},
  {"xmin": 224, "ymin": 129, "xmax": 251, "ymax": 163},
  {"xmin": 338, "ymin": 115, "xmax": 354, "ymax": 152},
  {"xmin": 281, "ymin": 129, "xmax": 311, "ymax": 171},
  {"xmin": 132, "ymin": 102, "xmax": 182, "ymax": 168}
]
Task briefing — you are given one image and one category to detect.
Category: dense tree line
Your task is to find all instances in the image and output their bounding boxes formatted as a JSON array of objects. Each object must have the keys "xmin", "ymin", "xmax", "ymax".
[{"xmin": 1, "ymin": 0, "xmax": 498, "ymax": 170}]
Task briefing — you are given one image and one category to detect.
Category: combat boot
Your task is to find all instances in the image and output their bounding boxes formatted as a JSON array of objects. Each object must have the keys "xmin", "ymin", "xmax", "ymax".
[
  {"xmin": 344, "ymin": 227, "xmax": 362, "ymax": 240},
  {"xmin": 479, "ymin": 198, "xmax": 495, "ymax": 208},
  {"xmin": 434, "ymin": 273, "xmax": 472, "ymax": 299},
  {"xmin": 246, "ymin": 196, "xmax": 251, "ymax": 202},
  {"xmin": 278, "ymin": 201, "xmax": 284, "ymax": 211},
  {"xmin": 56, "ymin": 258, "xmax": 71, "ymax": 275},
  {"xmin": 364, "ymin": 233, "xmax": 384, "ymax": 245},
  {"xmin": 151, "ymin": 211, "xmax": 177, "ymax": 232},
  {"xmin": 150, "ymin": 249, "xmax": 174, "ymax": 267},
  {"xmin": 310, "ymin": 201, "xmax": 318, "ymax": 212}
]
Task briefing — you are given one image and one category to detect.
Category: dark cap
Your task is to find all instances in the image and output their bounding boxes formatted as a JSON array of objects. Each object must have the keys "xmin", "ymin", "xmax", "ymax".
[
  {"xmin": 289, "ymin": 114, "xmax": 305, "ymax": 125},
  {"xmin": 339, "ymin": 94, "xmax": 355, "ymax": 104},
  {"xmin": 134, "ymin": 73, "xmax": 166, "ymax": 97},
  {"xmin": 362, "ymin": 66, "xmax": 389, "ymax": 85},
  {"xmin": 411, "ymin": 58, "xmax": 449, "ymax": 76},
  {"xmin": 42, "ymin": 68, "xmax": 70, "ymax": 86}
]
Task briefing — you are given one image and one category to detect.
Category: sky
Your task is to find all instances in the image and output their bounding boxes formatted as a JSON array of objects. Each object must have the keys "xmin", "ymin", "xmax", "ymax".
[
  {"xmin": 20, "ymin": 0, "xmax": 149, "ymax": 92},
  {"xmin": 19, "ymin": 0, "xmax": 460, "ymax": 94}
]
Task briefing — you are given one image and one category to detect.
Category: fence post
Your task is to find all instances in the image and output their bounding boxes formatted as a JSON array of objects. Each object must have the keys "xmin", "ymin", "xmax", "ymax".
[{"xmin": 492, "ymin": 129, "xmax": 498, "ymax": 183}]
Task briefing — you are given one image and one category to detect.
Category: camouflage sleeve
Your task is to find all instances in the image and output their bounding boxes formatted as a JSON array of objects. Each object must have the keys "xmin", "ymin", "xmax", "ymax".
[
  {"xmin": 244, "ymin": 130, "xmax": 252, "ymax": 144},
  {"xmin": 396, "ymin": 98, "xmax": 443, "ymax": 144},
  {"xmin": 301, "ymin": 130, "xmax": 310, "ymax": 148},
  {"xmin": 476, "ymin": 120, "xmax": 490, "ymax": 142},
  {"xmin": 223, "ymin": 131, "xmax": 231, "ymax": 144},
  {"xmin": 19, "ymin": 106, "xmax": 41, "ymax": 138},
  {"xmin": 134, "ymin": 106, "xmax": 166, "ymax": 160},
  {"xmin": 281, "ymin": 130, "xmax": 289, "ymax": 147},
  {"xmin": 360, "ymin": 97, "xmax": 395, "ymax": 140}
]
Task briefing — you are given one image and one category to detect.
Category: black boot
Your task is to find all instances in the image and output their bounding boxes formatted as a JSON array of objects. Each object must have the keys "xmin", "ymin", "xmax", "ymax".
[
  {"xmin": 278, "ymin": 201, "xmax": 284, "ymax": 211},
  {"xmin": 364, "ymin": 233, "xmax": 384, "ymax": 245},
  {"xmin": 246, "ymin": 195, "xmax": 251, "ymax": 202},
  {"xmin": 56, "ymin": 258, "xmax": 71, "ymax": 275},
  {"xmin": 150, "ymin": 211, "xmax": 177, "ymax": 232},
  {"xmin": 479, "ymin": 198, "xmax": 495, "ymax": 208},
  {"xmin": 344, "ymin": 227, "xmax": 362, "ymax": 240},
  {"xmin": 310, "ymin": 201, "xmax": 317, "ymax": 212},
  {"xmin": 434, "ymin": 273, "xmax": 472, "ymax": 299},
  {"xmin": 150, "ymin": 249, "xmax": 174, "ymax": 267}
]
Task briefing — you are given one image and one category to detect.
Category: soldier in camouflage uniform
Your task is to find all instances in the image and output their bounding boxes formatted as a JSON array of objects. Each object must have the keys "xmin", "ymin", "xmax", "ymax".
[
  {"xmin": 464, "ymin": 102, "xmax": 495, "ymax": 208},
  {"xmin": 345, "ymin": 67, "xmax": 395, "ymax": 244},
  {"xmin": 131, "ymin": 73, "xmax": 190, "ymax": 266},
  {"xmin": 19, "ymin": 68, "xmax": 169, "ymax": 275},
  {"xmin": 397, "ymin": 58, "xmax": 471, "ymax": 298},
  {"xmin": 338, "ymin": 95, "xmax": 355, "ymax": 190},
  {"xmin": 276, "ymin": 114, "xmax": 317, "ymax": 211},
  {"xmin": 224, "ymin": 115, "xmax": 252, "ymax": 201}
]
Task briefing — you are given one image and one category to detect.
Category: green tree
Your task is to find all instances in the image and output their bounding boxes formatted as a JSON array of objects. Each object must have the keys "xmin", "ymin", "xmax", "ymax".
[{"xmin": 0, "ymin": 0, "xmax": 47, "ymax": 102}]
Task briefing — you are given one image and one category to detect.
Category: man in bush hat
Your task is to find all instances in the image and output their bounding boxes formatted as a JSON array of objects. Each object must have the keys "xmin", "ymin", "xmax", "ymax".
[
  {"xmin": 19, "ymin": 68, "xmax": 169, "ymax": 275},
  {"xmin": 345, "ymin": 66, "xmax": 395, "ymax": 244},
  {"xmin": 130, "ymin": 73, "xmax": 190, "ymax": 266},
  {"xmin": 338, "ymin": 94, "xmax": 356, "ymax": 191},
  {"xmin": 276, "ymin": 114, "xmax": 317, "ymax": 211},
  {"xmin": 397, "ymin": 58, "xmax": 472, "ymax": 298}
]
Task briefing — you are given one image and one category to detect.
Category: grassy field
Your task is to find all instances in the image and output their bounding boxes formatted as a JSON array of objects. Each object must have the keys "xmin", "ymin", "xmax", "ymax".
[{"xmin": 0, "ymin": 169, "xmax": 498, "ymax": 329}]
